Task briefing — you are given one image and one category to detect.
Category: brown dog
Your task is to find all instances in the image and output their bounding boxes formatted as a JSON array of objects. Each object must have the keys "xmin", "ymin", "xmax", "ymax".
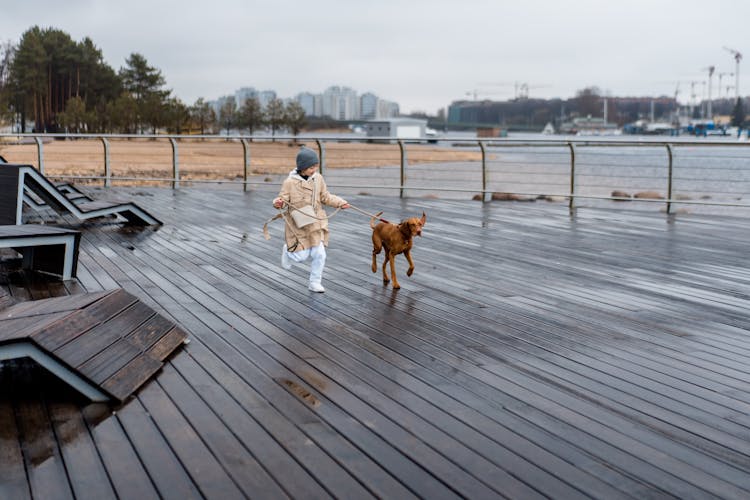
[{"xmin": 371, "ymin": 212, "xmax": 426, "ymax": 289}]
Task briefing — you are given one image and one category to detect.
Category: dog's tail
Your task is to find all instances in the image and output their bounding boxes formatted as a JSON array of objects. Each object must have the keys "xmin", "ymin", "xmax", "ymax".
[{"xmin": 370, "ymin": 211, "xmax": 384, "ymax": 229}]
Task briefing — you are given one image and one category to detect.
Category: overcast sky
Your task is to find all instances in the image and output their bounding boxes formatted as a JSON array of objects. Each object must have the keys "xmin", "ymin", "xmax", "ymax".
[{"xmin": 2, "ymin": 0, "xmax": 747, "ymax": 113}]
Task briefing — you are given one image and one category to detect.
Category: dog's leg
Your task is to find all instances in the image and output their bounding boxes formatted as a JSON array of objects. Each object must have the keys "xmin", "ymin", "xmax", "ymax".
[
  {"xmin": 371, "ymin": 232, "xmax": 382, "ymax": 273},
  {"xmin": 381, "ymin": 251, "xmax": 390, "ymax": 284},
  {"xmin": 389, "ymin": 253, "xmax": 400, "ymax": 289},
  {"xmin": 404, "ymin": 249, "xmax": 415, "ymax": 277}
]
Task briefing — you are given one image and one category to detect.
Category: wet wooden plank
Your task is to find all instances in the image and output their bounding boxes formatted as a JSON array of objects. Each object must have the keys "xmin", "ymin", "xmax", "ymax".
[
  {"xmin": 81, "ymin": 404, "xmax": 161, "ymax": 499},
  {"xmin": 0, "ymin": 401, "xmax": 30, "ymax": 500},
  {"xmin": 135, "ymin": 381, "xmax": 248, "ymax": 499},
  {"xmin": 47, "ymin": 402, "xmax": 116, "ymax": 499},
  {"xmin": 145, "ymin": 327, "xmax": 187, "ymax": 361},
  {"xmin": 54, "ymin": 301, "xmax": 154, "ymax": 368},
  {"xmin": 126, "ymin": 314, "xmax": 175, "ymax": 351},
  {"xmin": 100, "ymin": 354, "xmax": 163, "ymax": 403},
  {"xmin": 114, "ymin": 396, "xmax": 203, "ymax": 499},
  {"xmin": 30, "ymin": 309, "xmax": 102, "ymax": 351},
  {"xmin": 4, "ymin": 187, "xmax": 750, "ymax": 498},
  {"xmin": 14, "ymin": 398, "xmax": 74, "ymax": 499}
]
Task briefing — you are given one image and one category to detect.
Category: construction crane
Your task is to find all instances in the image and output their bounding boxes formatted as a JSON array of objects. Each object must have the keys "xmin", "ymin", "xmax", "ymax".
[
  {"xmin": 465, "ymin": 89, "xmax": 507, "ymax": 100},
  {"xmin": 701, "ymin": 66, "xmax": 715, "ymax": 118},
  {"xmin": 515, "ymin": 82, "xmax": 551, "ymax": 99},
  {"xmin": 687, "ymin": 80, "xmax": 701, "ymax": 118},
  {"xmin": 723, "ymin": 46, "xmax": 742, "ymax": 100},
  {"xmin": 467, "ymin": 82, "xmax": 513, "ymax": 101},
  {"xmin": 717, "ymin": 72, "xmax": 734, "ymax": 99}
]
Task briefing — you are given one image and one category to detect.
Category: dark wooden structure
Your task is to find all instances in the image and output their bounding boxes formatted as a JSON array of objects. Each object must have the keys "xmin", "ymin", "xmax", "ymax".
[
  {"xmin": 0, "ymin": 225, "xmax": 81, "ymax": 280},
  {"xmin": 1, "ymin": 186, "xmax": 750, "ymax": 499},
  {"xmin": 0, "ymin": 164, "xmax": 160, "ymax": 225},
  {"xmin": 0, "ymin": 289, "xmax": 187, "ymax": 403}
]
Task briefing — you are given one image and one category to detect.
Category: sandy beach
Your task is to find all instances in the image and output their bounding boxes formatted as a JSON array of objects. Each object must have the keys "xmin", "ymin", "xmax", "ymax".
[{"xmin": 0, "ymin": 138, "xmax": 482, "ymax": 183}]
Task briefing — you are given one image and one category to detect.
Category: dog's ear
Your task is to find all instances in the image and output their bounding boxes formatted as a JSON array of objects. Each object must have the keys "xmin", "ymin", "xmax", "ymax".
[{"xmin": 420, "ymin": 212, "xmax": 426, "ymax": 225}]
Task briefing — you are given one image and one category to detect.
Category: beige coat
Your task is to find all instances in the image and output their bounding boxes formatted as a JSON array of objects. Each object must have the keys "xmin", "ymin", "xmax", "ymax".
[{"xmin": 276, "ymin": 170, "xmax": 346, "ymax": 251}]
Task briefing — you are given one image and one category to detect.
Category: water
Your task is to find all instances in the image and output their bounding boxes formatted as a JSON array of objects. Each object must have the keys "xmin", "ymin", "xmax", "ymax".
[{"xmin": 315, "ymin": 137, "xmax": 750, "ymax": 216}]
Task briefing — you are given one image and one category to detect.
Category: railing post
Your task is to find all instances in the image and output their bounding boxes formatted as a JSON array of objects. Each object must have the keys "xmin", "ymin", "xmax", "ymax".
[
  {"xmin": 101, "ymin": 137, "xmax": 111, "ymax": 187},
  {"xmin": 241, "ymin": 138, "xmax": 250, "ymax": 192},
  {"xmin": 567, "ymin": 142, "xmax": 576, "ymax": 212},
  {"xmin": 34, "ymin": 136, "xmax": 44, "ymax": 174},
  {"xmin": 666, "ymin": 144, "xmax": 674, "ymax": 215},
  {"xmin": 478, "ymin": 140, "xmax": 488, "ymax": 202},
  {"xmin": 398, "ymin": 140, "xmax": 407, "ymax": 199},
  {"xmin": 169, "ymin": 137, "xmax": 179, "ymax": 189},
  {"xmin": 315, "ymin": 139, "xmax": 326, "ymax": 176}
]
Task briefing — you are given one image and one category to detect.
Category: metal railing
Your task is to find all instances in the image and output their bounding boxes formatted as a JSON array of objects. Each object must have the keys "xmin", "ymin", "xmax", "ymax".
[{"xmin": 2, "ymin": 133, "xmax": 750, "ymax": 215}]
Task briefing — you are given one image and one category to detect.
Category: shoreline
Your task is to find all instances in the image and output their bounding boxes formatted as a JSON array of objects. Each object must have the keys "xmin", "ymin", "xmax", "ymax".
[{"xmin": 0, "ymin": 139, "xmax": 483, "ymax": 179}]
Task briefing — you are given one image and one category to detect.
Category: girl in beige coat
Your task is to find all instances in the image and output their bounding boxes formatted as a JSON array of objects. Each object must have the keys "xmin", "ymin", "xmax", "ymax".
[{"xmin": 273, "ymin": 147, "xmax": 349, "ymax": 292}]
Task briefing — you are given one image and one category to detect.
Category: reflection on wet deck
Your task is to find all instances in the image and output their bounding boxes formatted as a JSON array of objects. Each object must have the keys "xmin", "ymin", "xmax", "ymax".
[{"xmin": 2, "ymin": 186, "xmax": 750, "ymax": 499}]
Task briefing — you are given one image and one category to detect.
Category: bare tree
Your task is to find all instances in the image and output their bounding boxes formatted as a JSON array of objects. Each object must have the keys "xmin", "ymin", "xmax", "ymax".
[
  {"xmin": 190, "ymin": 97, "xmax": 216, "ymax": 135},
  {"xmin": 285, "ymin": 101, "xmax": 307, "ymax": 140},
  {"xmin": 238, "ymin": 97, "xmax": 264, "ymax": 135},
  {"xmin": 218, "ymin": 96, "xmax": 237, "ymax": 135},
  {"xmin": 265, "ymin": 98, "xmax": 285, "ymax": 139}
]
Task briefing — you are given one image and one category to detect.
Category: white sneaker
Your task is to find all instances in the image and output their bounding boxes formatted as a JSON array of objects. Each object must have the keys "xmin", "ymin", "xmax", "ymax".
[
  {"xmin": 308, "ymin": 282, "xmax": 325, "ymax": 293},
  {"xmin": 281, "ymin": 244, "xmax": 292, "ymax": 270}
]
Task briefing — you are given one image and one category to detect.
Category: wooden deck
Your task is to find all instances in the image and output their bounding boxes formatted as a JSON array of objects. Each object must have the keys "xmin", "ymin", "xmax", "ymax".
[{"xmin": 2, "ymin": 186, "xmax": 750, "ymax": 499}]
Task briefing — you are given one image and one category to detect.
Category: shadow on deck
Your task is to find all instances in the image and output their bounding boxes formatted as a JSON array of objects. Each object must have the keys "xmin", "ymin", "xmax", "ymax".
[{"xmin": 2, "ymin": 186, "xmax": 750, "ymax": 499}]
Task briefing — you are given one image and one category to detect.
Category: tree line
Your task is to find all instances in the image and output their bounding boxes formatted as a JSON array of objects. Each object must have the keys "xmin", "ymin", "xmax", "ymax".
[
  {"xmin": 447, "ymin": 86, "xmax": 746, "ymax": 129},
  {"xmin": 0, "ymin": 26, "xmax": 307, "ymax": 135}
]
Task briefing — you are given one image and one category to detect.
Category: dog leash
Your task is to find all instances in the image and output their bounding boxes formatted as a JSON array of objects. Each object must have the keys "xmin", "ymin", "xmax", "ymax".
[
  {"xmin": 346, "ymin": 205, "xmax": 390, "ymax": 224},
  {"xmin": 262, "ymin": 201, "xmax": 390, "ymax": 240}
]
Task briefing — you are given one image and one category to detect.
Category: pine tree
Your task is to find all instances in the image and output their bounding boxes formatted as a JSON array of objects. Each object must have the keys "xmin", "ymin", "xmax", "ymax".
[
  {"xmin": 238, "ymin": 97, "xmax": 264, "ymax": 135},
  {"xmin": 731, "ymin": 98, "xmax": 745, "ymax": 128},
  {"xmin": 119, "ymin": 53, "xmax": 170, "ymax": 133}
]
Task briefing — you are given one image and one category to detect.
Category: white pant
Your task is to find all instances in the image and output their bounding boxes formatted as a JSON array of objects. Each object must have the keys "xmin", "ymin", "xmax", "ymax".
[{"xmin": 287, "ymin": 242, "xmax": 326, "ymax": 285}]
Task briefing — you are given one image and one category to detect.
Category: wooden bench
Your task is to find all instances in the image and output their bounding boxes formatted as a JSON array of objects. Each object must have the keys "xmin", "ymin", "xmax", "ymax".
[
  {"xmin": 0, "ymin": 163, "xmax": 161, "ymax": 226},
  {"xmin": 0, "ymin": 289, "xmax": 188, "ymax": 403},
  {"xmin": 0, "ymin": 224, "xmax": 81, "ymax": 280}
]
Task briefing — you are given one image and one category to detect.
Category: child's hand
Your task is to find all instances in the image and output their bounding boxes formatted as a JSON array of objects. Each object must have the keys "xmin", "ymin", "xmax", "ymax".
[{"xmin": 273, "ymin": 198, "xmax": 285, "ymax": 208}]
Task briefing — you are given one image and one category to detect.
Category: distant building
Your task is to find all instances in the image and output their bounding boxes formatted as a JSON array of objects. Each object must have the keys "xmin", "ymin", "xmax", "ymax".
[
  {"xmin": 322, "ymin": 86, "xmax": 359, "ymax": 120},
  {"xmin": 216, "ymin": 85, "xmax": 400, "ymax": 121},
  {"xmin": 559, "ymin": 116, "xmax": 618, "ymax": 135},
  {"xmin": 296, "ymin": 92, "xmax": 316, "ymax": 116},
  {"xmin": 376, "ymin": 99, "xmax": 399, "ymax": 119},
  {"xmin": 365, "ymin": 118, "xmax": 427, "ymax": 139},
  {"xmin": 257, "ymin": 90, "xmax": 277, "ymax": 109},
  {"xmin": 211, "ymin": 95, "xmax": 235, "ymax": 114},
  {"xmin": 235, "ymin": 87, "xmax": 258, "ymax": 107},
  {"xmin": 360, "ymin": 92, "xmax": 378, "ymax": 120}
]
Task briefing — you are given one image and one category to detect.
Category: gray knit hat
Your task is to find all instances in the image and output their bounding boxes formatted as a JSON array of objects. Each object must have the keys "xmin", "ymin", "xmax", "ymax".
[{"xmin": 296, "ymin": 147, "xmax": 319, "ymax": 172}]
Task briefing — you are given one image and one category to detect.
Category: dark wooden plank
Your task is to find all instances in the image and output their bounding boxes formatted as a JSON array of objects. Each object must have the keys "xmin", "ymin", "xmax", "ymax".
[
  {"xmin": 77, "ymin": 339, "xmax": 142, "ymax": 384},
  {"xmin": 135, "ymin": 381, "xmax": 248, "ymax": 499},
  {"xmin": 114, "ymin": 396, "xmax": 204, "ymax": 499},
  {"xmin": 100, "ymin": 353, "xmax": 163, "ymax": 402},
  {"xmin": 82, "ymin": 288, "xmax": 140, "ymax": 322},
  {"xmin": 0, "ymin": 401, "xmax": 31, "ymax": 500},
  {"xmin": 169, "ymin": 350, "xmax": 374, "ymax": 499},
  {"xmin": 113, "ymin": 258, "xmax": 501, "ymax": 498},
  {"xmin": 14, "ymin": 399, "xmax": 74, "ymax": 499},
  {"xmin": 47, "ymin": 402, "xmax": 116, "ymax": 499},
  {"xmin": 84, "ymin": 226, "xmax": 432, "ymax": 499},
  {"xmin": 126, "ymin": 314, "xmax": 175, "ymax": 351},
  {"xmin": 0, "ymin": 290, "xmax": 111, "ymax": 319},
  {"xmin": 6, "ymin": 186, "xmax": 750, "ymax": 498},
  {"xmin": 30, "ymin": 309, "xmax": 102, "ymax": 351},
  {"xmin": 151, "ymin": 364, "xmax": 293, "ymax": 498},
  {"xmin": 145, "ymin": 326, "xmax": 187, "ymax": 361},
  {"xmin": 54, "ymin": 301, "xmax": 155, "ymax": 368},
  {"xmin": 0, "ymin": 311, "xmax": 69, "ymax": 342},
  {"xmin": 80, "ymin": 404, "xmax": 161, "ymax": 499}
]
